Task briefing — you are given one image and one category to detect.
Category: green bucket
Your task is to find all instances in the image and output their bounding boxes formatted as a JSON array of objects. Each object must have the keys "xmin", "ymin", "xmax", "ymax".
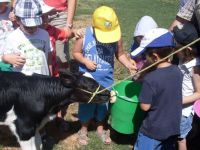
[{"xmin": 111, "ymin": 80, "xmax": 144, "ymax": 134}]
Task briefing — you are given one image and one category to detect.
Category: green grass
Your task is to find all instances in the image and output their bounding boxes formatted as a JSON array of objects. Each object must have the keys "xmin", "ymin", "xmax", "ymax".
[
  {"xmin": 77, "ymin": 0, "xmax": 179, "ymax": 50},
  {"xmin": 78, "ymin": 131, "xmax": 132, "ymax": 150}
]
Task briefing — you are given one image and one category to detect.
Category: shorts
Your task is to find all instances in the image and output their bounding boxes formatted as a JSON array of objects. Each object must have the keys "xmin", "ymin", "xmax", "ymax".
[
  {"xmin": 134, "ymin": 131, "xmax": 176, "ymax": 150},
  {"xmin": 78, "ymin": 103, "xmax": 108, "ymax": 123},
  {"xmin": 179, "ymin": 114, "xmax": 193, "ymax": 139}
]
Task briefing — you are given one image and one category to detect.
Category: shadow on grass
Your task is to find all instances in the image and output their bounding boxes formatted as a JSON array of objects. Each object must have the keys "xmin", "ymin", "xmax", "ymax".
[
  {"xmin": 110, "ymin": 127, "xmax": 136, "ymax": 146},
  {"xmin": 0, "ymin": 116, "xmax": 137, "ymax": 150}
]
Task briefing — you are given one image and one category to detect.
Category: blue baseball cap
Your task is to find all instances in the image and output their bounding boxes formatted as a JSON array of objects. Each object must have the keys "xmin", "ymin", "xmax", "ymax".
[{"xmin": 131, "ymin": 28, "xmax": 175, "ymax": 58}]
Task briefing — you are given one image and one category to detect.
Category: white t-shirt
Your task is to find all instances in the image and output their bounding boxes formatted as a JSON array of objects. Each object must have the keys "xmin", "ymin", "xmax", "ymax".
[
  {"xmin": 3, "ymin": 28, "xmax": 53, "ymax": 75},
  {"xmin": 0, "ymin": 6, "xmax": 14, "ymax": 56},
  {"xmin": 179, "ymin": 58, "xmax": 200, "ymax": 117}
]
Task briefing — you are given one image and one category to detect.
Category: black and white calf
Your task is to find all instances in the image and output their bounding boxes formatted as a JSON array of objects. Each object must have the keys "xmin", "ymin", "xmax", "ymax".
[{"xmin": 0, "ymin": 70, "xmax": 110, "ymax": 150}]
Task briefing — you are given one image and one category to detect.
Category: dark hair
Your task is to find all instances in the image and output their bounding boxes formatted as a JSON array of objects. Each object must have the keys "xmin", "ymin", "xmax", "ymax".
[
  {"xmin": 145, "ymin": 46, "xmax": 174, "ymax": 59},
  {"xmin": 136, "ymin": 47, "xmax": 174, "ymax": 81},
  {"xmin": 175, "ymin": 43, "xmax": 199, "ymax": 62}
]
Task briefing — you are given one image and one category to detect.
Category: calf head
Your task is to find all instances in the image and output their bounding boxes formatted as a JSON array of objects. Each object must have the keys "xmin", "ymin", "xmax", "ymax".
[{"xmin": 59, "ymin": 70, "xmax": 111, "ymax": 104}]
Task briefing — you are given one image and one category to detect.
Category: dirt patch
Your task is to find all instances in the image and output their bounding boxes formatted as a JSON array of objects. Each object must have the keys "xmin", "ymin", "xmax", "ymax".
[{"xmin": 73, "ymin": 15, "xmax": 92, "ymax": 29}]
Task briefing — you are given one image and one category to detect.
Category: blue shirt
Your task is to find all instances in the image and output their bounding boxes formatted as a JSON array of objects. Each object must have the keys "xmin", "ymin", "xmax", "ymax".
[
  {"xmin": 79, "ymin": 27, "xmax": 117, "ymax": 88},
  {"xmin": 139, "ymin": 65, "xmax": 183, "ymax": 140}
]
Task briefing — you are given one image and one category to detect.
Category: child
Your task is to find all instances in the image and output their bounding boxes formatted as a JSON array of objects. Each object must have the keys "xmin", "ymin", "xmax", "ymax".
[
  {"xmin": 131, "ymin": 28, "xmax": 183, "ymax": 150},
  {"xmin": 43, "ymin": 0, "xmax": 77, "ymax": 72},
  {"xmin": 2, "ymin": 0, "xmax": 53, "ymax": 75},
  {"xmin": 72, "ymin": 6, "xmax": 137, "ymax": 145},
  {"xmin": 173, "ymin": 23, "xmax": 200, "ymax": 150},
  {"xmin": 130, "ymin": 15, "xmax": 158, "ymax": 80},
  {"xmin": 131, "ymin": 16, "xmax": 158, "ymax": 53},
  {"xmin": 0, "ymin": 0, "xmax": 15, "ymax": 71},
  {"xmin": 39, "ymin": 0, "xmax": 74, "ymax": 77}
]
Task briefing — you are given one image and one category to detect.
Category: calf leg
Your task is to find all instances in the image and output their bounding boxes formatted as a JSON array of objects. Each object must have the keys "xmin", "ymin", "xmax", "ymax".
[
  {"xmin": 35, "ymin": 131, "xmax": 42, "ymax": 150},
  {"xmin": 19, "ymin": 136, "xmax": 38, "ymax": 150},
  {"xmin": 8, "ymin": 122, "xmax": 42, "ymax": 150}
]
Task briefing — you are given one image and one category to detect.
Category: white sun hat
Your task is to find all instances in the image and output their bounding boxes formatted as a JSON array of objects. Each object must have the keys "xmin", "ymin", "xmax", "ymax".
[{"xmin": 134, "ymin": 16, "xmax": 158, "ymax": 37}]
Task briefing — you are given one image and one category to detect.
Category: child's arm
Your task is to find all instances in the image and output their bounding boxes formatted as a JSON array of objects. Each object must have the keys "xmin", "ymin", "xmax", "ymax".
[
  {"xmin": 51, "ymin": 26, "xmax": 74, "ymax": 41},
  {"xmin": 72, "ymin": 38, "xmax": 97, "ymax": 70},
  {"xmin": 48, "ymin": 52, "xmax": 53, "ymax": 76},
  {"xmin": 183, "ymin": 66, "xmax": 200, "ymax": 104},
  {"xmin": 115, "ymin": 39, "xmax": 137, "ymax": 74},
  {"xmin": 54, "ymin": 27, "xmax": 85, "ymax": 41},
  {"xmin": 2, "ymin": 53, "xmax": 26, "ymax": 67},
  {"xmin": 140, "ymin": 103, "xmax": 151, "ymax": 111}
]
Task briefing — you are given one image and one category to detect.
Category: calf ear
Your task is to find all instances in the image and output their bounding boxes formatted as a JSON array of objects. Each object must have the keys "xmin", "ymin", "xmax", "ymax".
[
  {"xmin": 59, "ymin": 69, "xmax": 72, "ymax": 78},
  {"xmin": 59, "ymin": 69, "xmax": 82, "ymax": 78},
  {"xmin": 59, "ymin": 69, "xmax": 75, "ymax": 86},
  {"xmin": 69, "ymin": 59, "xmax": 79, "ymax": 73},
  {"xmin": 59, "ymin": 69, "xmax": 83, "ymax": 87}
]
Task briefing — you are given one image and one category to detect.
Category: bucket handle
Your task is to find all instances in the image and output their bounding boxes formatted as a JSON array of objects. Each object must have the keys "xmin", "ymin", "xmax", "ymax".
[{"xmin": 117, "ymin": 95, "xmax": 139, "ymax": 103}]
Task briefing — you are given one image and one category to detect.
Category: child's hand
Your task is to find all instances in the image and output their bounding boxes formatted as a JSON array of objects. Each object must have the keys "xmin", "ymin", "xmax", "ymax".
[
  {"xmin": 63, "ymin": 27, "xmax": 73, "ymax": 41},
  {"xmin": 2, "ymin": 53, "xmax": 26, "ymax": 68},
  {"xmin": 84, "ymin": 59, "xmax": 97, "ymax": 70},
  {"xmin": 127, "ymin": 59, "xmax": 137, "ymax": 75},
  {"xmin": 73, "ymin": 28, "xmax": 85, "ymax": 39}
]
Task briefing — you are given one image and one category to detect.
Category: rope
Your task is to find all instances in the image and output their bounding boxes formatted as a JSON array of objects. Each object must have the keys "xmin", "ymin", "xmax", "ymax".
[
  {"xmin": 77, "ymin": 85, "xmax": 101, "ymax": 103},
  {"xmin": 97, "ymin": 37, "xmax": 200, "ymax": 94}
]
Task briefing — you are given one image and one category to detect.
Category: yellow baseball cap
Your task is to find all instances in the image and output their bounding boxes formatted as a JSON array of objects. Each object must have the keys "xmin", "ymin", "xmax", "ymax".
[{"xmin": 92, "ymin": 6, "xmax": 121, "ymax": 43}]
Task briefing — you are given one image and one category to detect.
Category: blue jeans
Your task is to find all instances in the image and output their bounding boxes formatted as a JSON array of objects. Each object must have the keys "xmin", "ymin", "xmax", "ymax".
[
  {"xmin": 134, "ymin": 132, "xmax": 176, "ymax": 150},
  {"xmin": 179, "ymin": 114, "xmax": 193, "ymax": 139}
]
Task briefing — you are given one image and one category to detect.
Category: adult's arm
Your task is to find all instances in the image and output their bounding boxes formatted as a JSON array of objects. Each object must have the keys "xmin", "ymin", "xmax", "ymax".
[
  {"xmin": 66, "ymin": 0, "xmax": 77, "ymax": 28},
  {"xmin": 169, "ymin": 0, "xmax": 195, "ymax": 30},
  {"xmin": 169, "ymin": 16, "xmax": 188, "ymax": 31}
]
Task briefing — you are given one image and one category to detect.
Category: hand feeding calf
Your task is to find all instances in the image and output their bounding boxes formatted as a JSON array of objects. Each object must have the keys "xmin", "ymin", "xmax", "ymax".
[{"xmin": 0, "ymin": 70, "xmax": 111, "ymax": 150}]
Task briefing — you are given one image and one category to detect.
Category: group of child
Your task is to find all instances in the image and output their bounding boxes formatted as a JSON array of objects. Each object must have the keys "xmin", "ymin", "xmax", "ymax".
[
  {"xmin": 131, "ymin": 16, "xmax": 200, "ymax": 150},
  {"xmin": 0, "ymin": 0, "xmax": 200, "ymax": 149}
]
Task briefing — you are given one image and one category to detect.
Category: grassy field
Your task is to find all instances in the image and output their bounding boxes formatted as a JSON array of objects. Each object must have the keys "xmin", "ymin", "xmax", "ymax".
[
  {"xmin": 76, "ymin": 0, "xmax": 179, "ymax": 49},
  {"xmin": 0, "ymin": 0, "xmax": 179, "ymax": 150}
]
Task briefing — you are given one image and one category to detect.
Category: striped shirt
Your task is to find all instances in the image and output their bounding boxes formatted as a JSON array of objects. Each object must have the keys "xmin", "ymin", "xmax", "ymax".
[{"xmin": 177, "ymin": 0, "xmax": 196, "ymax": 21}]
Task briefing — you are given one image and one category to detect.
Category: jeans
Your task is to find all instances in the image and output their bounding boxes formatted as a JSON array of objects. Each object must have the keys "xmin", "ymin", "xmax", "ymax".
[
  {"xmin": 179, "ymin": 114, "xmax": 193, "ymax": 139},
  {"xmin": 134, "ymin": 132, "xmax": 176, "ymax": 150}
]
